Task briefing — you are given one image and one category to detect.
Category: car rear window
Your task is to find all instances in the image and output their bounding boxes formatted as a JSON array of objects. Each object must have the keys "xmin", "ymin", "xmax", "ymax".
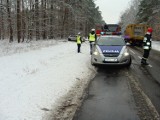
[
  {"xmin": 97, "ymin": 37, "xmax": 125, "ymax": 46},
  {"xmin": 107, "ymin": 25, "xmax": 119, "ymax": 32}
]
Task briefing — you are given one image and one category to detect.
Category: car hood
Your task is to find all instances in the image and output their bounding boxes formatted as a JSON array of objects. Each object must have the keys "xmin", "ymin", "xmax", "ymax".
[{"xmin": 98, "ymin": 45, "xmax": 123, "ymax": 54}]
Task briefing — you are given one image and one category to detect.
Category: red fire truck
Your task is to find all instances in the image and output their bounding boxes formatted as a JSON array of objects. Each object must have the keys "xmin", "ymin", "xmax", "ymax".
[{"xmin": 96, "ymin": 24, "xmax": 121, "ymax": 36}]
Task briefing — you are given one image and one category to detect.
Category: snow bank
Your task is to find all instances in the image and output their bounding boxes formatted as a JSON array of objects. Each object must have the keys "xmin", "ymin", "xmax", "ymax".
[
  {"xmin": 0, "ymin": 39, "xmax": 159, "ymax": 120},
  {"xmin": 0, "ymin": 40, "xmax": 96, "ymax": 120},
  {"xmin": 152, "ymin": 41, "xmax": 160, "ymax": 52}
]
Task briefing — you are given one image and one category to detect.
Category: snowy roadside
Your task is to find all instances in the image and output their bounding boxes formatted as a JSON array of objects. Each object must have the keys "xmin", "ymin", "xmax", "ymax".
[
  {"xmin": 152, "ymin": 41, "xmax": 160, "ymax": 52},
  {"xmin": 0, "ymin": 40, "xmax": 96, "ymax": 120},
  {"xmin": 0, "ymin": 40, "xmax": 60, "ymax": 57},
  {"xmin": 0, "ymin": 39, "xmax": 159, "ymax": 120}
]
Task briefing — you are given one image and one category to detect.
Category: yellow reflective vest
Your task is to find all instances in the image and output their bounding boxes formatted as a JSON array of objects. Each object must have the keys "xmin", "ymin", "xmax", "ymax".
[
  {"xmin": 77, "ymin": 35, "xmax": 81, "ymax": 44},
  {"xmin": 89, "ymin": 33, "xmax": 96, "ymax": 42}
]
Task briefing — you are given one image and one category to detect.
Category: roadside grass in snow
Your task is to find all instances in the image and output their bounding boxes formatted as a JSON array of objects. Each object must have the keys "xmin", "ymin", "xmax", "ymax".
[{"xmin": 0, "ymin": 39, "xmax": 65, "ymax": 57}]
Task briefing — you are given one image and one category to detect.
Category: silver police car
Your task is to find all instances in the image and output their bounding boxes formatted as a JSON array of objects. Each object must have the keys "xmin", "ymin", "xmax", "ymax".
[{"xmin": 91, "ymin": 35, "xmax": 131, "ymax": 67}]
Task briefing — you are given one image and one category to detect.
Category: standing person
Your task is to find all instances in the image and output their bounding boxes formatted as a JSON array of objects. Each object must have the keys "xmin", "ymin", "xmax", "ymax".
[
  {"xmin": 88, "ymin": 29, "xmax": 97, "ymax": 55},
  {"xmin": 141, "ymin": 27, "xmax": 153, "ymax": 65},
  {"xmin": 77, "ymin": 32, "xmax": 82, "ymax": 53},
  {"xmin": 103, "ymin": 23, "xmax": 109, "ymax": 32}
]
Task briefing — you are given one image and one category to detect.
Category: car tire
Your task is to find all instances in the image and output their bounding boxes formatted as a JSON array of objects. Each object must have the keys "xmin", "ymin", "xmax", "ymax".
[
  {"xmin": 91, "ymin": 60, "xmax": 94, "ymax": 66},
  {"xmin": 126, "ymin": 57, "xmax": 132, "ymax": 67},
  {"xmin": 91, "ymin": 63, "xmax": 97, "ymax": 67},
  {"xmin": 91, "ymin": 62, "xmax": 95, "ymax": 66},
  {"xmin": 91, "ymin": 58, "xmax": 97, "ymax": 67},
  {"xmin": 68, "ymin": 38, "xmax": 71, "ymax": 41}
]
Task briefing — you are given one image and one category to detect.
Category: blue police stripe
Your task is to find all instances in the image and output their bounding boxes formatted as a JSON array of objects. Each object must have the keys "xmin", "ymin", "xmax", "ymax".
[{"xmin": 98, "ymin": 45, "xmax": 123, "ymax": 53}]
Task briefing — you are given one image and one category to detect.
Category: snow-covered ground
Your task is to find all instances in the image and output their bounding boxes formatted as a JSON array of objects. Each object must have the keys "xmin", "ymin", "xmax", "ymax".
[
  {"xmin": 152, "ymin": 41, "xmax": 160, "ymax": 51},
  {"xmin": 0, "ymin": 40, "xmax": 96, "ymax": 120},
  {"xmin": 0, "ymin": 39, "xmax": 159, "ymax": 120}
]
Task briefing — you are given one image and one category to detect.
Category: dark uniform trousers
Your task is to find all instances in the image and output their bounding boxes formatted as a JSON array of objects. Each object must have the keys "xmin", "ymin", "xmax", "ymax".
[
  {"xmin": 77, "ymin": 44, "xmax": 81, "ymax": 53},
  {"xmin": 141, "ymin": 33, "xmax": 152, "ymax": 65},
  {"xmin": 143, "ymin": 50, "xmax": 150, "ymax": 59}
]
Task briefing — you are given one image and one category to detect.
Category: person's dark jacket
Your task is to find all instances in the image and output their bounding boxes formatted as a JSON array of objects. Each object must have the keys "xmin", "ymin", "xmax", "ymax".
[{"xmin": 143, "ymin": 33, "xmax": 152, "ymax": 50}]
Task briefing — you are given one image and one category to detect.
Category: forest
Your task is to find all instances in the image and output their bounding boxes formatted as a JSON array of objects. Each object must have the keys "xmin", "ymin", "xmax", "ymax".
[
  {"xmin": 119, "ymin": 0, "xmax": 160, "ymax": 41},
  {"xmin": 0, "ymin": 0, "xmax": 104, "ymax": 42},
  {"xmin": 1, "ymin": 0, "xmax": 160, "ymax": 43}
]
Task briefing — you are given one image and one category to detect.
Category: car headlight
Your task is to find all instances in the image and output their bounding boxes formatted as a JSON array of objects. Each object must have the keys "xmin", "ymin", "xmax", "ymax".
[
  {"xmin": 93, "ymin": 49, "xmax": 99, "ymax": 55},
  {"xmin": 123, "ymin": 49, "xmax": 129, "ymax": 56},
  {"xmin": 124, "ymin": 52, "xmax": 129, "ymax": 56}
]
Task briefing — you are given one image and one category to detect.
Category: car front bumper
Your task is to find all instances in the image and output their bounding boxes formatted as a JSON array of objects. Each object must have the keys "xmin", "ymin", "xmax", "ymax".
[{"xmin": 91, "ymin": 53, "xmax": 131, "ymax": 66}]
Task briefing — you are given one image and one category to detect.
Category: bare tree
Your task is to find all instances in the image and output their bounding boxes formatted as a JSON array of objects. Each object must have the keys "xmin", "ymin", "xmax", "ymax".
[
  {"xmin": 119, "ymin": 0, "xmax": 141, "ymax": 33},
  {"xmin": 41, "ymin": 0, "xmax": 47, "ymax": 39},
  {"xmin": 27, "ymin": 0, "xmax": 33, "ymax": 41},
  {"xmin": 21, "ymin": 0, "xmax": 26, "ymax": 42},
  {"xmin": 17, "ymin": 0, "xmax": 21, "ymax": 43},
  {"xmin": 1, "ymin": 0, "xmax": 104, "ymax": 42},
  {"xmin": 49, "ymin": 0, "xmax": 55, "ymax": 39},
  {"xmin": 35, "ymin": 0, "xmax": 40, "ymax": 40},
  {"xmin": 0, "ymin": 0, "xmax": 5, "ymax": 40},
  {"xmin": 7, "ymin": 0, "xmax": 13, "ymax": 42}
]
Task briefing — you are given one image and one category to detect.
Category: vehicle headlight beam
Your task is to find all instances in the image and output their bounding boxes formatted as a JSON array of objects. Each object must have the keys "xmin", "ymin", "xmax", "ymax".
[
  {"xmin": 123, "ymin": 49, "xmax": 130, "ymax": 56},
  {"xmin": 93, "ymin": 49, "xmax": 99, "ymax": 55}
]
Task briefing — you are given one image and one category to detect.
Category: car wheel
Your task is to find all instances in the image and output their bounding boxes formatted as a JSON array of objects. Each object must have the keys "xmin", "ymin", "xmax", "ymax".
[
  {"xmin": 91, "ymin": 62, "xmax": 97, "ymax": 67},
  {"xmin": 126, "ymin": 57, "xmax": 132, "ymax": 67},
  {"xmin": 91, "ymin": 60, "xmax": 94, "ymax": 66},
  {"xmin": 68, "ymin": 38, "xmax": 71, "ymax": 41},
  {"xmin": 91, "ymin": 57, "xmax": 97, "ymax": 67},
  {"xmin": 91, "ymin": 62, "xmax": 95, "ymax": 66}
]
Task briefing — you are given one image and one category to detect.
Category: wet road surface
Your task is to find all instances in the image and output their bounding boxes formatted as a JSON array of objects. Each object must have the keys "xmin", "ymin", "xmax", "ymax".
[
  {"xmin": 73, "ymin": 46, "xmax": 160, "ymax": 120},
  {"xmin": 129, "ymin": 47, "xmax": 160, "ymax": 114},
  {"xmin": 73, "ymin": 67, "xmax": 139, "ymax": 120}
]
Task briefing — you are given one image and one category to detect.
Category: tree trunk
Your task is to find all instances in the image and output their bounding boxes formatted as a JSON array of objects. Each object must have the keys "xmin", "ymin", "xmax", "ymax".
[
  {"xmin": 0, "ymin": 0, "xmax": 5, "ymax": 40},
  {"xmin": 35, "ymin": 0, "xmax": 40, "ymax": 40},
  {"xmin": 49, "ymin": 0, "xmax": 54, "ymax": 39},
  {"xmin": 27, "ymin": 0, "xmax": 33, "ymax": 41},
  {"xmin": 41, "ymin": 0, "xmax": 47, "ymax": 40},
  {"xmin": 17, "ymin": 0, "xmax": 21, "ymax": 43},
  {"xmin": 21, "ymin": 0, "xmax": 26, "ymax": 42},
  {"xmin": 7, "ymin": 0, "xmax": 13, "ymax": 42}
]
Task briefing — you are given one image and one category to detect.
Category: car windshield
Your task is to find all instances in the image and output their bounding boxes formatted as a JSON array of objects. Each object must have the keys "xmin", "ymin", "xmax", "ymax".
[{"xmin": 97, "ymin": 37, "xmax": 125, "ymax": 46}]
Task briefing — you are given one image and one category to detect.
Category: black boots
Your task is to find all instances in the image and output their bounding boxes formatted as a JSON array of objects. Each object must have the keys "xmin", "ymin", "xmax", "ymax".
[{"xmin": 141, "ymin": 58, "xmax": 149, "ymax": 65}]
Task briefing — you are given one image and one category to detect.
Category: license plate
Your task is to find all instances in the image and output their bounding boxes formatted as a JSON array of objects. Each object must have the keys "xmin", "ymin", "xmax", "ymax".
[{"xmin": 104, "ymin": 58, "xmax": 118, "ymax": 62}]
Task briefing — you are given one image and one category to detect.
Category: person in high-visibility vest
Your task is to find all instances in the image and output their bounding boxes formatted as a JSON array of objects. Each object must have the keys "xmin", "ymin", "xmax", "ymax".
[
  {"xmin": 77, "ymin": 32, "xmax": 82, "ymax": 53},
  {"xmin": 88, "ymin": 29, "xmax": 97, "ymax": 55},
  {"xmin": 141, "ymin": 27, "xmax": 153, "ymax": 65}
]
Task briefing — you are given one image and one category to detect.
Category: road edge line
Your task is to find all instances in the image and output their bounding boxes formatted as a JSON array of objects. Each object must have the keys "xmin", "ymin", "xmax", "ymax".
[{"xmin": 128, "ymin": 75, "xmax": 160, "ymax": 120}]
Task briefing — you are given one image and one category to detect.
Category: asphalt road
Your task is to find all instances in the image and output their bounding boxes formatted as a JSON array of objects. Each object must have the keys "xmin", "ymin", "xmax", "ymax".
[
  {"xmin": 73, "ymin": 46, "xmax": 160, "ymax": 120},
  {"xmin": 129, "ymin": 47, "xmax": 160, "ymax": 115}
]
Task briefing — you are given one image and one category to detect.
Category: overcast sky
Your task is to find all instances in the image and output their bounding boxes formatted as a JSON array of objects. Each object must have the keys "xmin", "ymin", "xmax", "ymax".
[{"xmin": 95, "ymin": 0, "xmax": 131, "ymax": 24}]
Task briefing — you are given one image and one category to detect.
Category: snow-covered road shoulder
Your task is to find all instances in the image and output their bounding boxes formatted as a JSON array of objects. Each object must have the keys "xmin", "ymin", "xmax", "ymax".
[
  {"xmin": 152, "ymin": 41, "xmax": 160, "ymax": 52},
  {"xmin": 0, "ymin": 40, "xmax": 96, "ymax": 120}
]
